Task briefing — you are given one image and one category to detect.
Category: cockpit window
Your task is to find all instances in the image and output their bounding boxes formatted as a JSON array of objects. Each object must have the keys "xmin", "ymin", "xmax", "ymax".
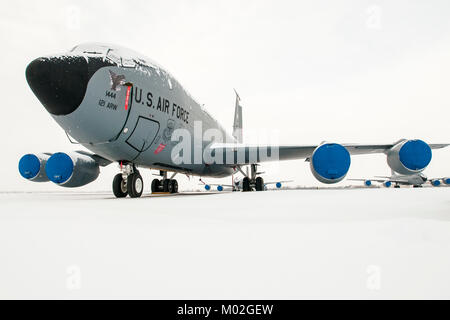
[
  {"xmin": 105, "ymin": 49, "xmax": 121, "ymax": 65},
  {"xmin": 83, "ymin": 50, "xmax": 104, "ymax": 55},
  {"xmin": 69, "ymin": 43, "xmax": 169, "ymax": 77},
  {"xmin": 122, "ymin": 58, "xmax": 136, "ymax": 68},
  {"xmin": 70, "ymin": 44, "xmax": 108, "ymax": 55}
]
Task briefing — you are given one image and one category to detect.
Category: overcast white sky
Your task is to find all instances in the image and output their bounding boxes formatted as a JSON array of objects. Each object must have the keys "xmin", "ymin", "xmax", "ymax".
[{"xmin": 1, "ymin": 0, "xmax": 449, "ymax": 191}]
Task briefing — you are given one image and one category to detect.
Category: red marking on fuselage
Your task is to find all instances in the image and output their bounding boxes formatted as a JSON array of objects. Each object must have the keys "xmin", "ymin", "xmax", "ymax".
[
  {"xmin": 154, "ymin": 144, "xmax": 167, "ymax": 155},
  {"xmin": 124, "ymin": 86, "xmax": 131, "ymax": 110}
]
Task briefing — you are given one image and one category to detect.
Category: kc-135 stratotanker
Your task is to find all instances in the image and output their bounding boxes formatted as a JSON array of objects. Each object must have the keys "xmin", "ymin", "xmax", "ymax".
[{"xmin": 19, "ymin": 43, "xmax": 450, "ymax": 197}]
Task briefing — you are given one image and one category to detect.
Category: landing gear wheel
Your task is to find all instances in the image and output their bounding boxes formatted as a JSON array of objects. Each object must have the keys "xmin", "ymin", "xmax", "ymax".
[
  {"xmin": 113, "ymin": 174, "xmax": 128, "ymax": 198},
  {"xmin": 242, "ymin": 177, "xmax": 251, "ymax": 192},
  {"xmin": 151, "ymin": 179, "xmax": 161, "ymax": 193},
  {"xmin": 255, "ymin": 177, "xmax": 264, "ymax": 191},
  {"xmin": 394, "ymin": 185, "xmax": 400, "ymax": 188},
  {"xmin": 127, "ymin": 173, "xmax": 144, "ymax": 198},
  {"xmin": 163, "ymin": 179, "xmax": 173, "ymax": 193},
  {"xmin": 171, "ymin": 179, "xmax": 178, "ymax": 193}
]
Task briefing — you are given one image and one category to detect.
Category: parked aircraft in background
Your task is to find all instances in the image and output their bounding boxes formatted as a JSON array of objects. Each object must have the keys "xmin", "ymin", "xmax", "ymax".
[
  {"xmin": 202, "ymin": 174, "xmax": 293, "ymax": 192},
  {"xmin": 350, "ymin": 174, "xmax": 450, "ymax": 188},
  {"xmin": 19, "ymin": 43, "xmax": 450, "ymax": 197}
]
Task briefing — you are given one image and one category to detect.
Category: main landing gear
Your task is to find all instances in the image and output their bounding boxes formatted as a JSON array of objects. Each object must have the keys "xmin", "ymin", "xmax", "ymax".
[
  {"xmin": 241, "ymin": 164, "xmax": 265, "ymax": 192},
  {"xmin": 112, "ymin": 163, "xmax": 143, "ymax": 198},
  {"xmin": 151, "ymin": 170, "xmax": 178, "ymax": 194},
  {"xmin": 113, "ymin": 166, "xmax": 179, "ymax": 198}
]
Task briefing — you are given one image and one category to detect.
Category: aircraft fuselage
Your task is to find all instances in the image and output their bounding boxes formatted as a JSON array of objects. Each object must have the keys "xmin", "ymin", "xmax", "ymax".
[{"xmin": 26, "ymin": 43, "xmax": 234, "ymax": 178}]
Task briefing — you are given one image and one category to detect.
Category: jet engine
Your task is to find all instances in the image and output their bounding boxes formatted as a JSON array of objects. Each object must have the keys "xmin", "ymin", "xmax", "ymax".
[
  {"xmin": 18, "ymin": 153, "xmax": 52, "ymax": 182},
  {"xmin": 383, "ymin": 181, "xmax": 392, "ymax": 188},
  {"xmin": 45, "ymin": 151, "xmax": 100, "ymax": 187},
  {"xmin": 430, "ymin": 179, "xmax": 441, "ymax": 187},
  {"xmin": 310, "ymin": 143, "xmax": 351, "ymax": 184},
  {"xmin": 387, "ymin": 139, "xmax": 432, "ymax": 175},
  {"xmin": 442, "ymin": 178, "xmax": 450, "ymax": 185}
]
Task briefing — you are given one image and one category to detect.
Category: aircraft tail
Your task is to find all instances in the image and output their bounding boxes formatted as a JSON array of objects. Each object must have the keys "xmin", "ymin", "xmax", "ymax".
[{"xmin": 232, "ymin": 89, "xmax": 243, "ymax": 143}]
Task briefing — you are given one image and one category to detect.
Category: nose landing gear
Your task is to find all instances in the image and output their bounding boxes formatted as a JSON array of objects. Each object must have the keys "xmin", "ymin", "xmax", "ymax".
[
  {"xmin": 112, "ymin": 173, "xmax": 127, "ymax": 198},
  {"xmin": 128, "ymin": 172, "xmax": 143, "ymax": 198},
  {"xmin": 112, "ymin": 163, "xmax": 144, "ymax": 198}
]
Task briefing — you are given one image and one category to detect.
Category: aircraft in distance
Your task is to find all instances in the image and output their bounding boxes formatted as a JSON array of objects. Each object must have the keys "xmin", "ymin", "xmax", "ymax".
[
  {"xmin": 202, "ymin": 174, "xmax": 293, "ymax": 192},
  {"xmin": 20, "ymin": 43, "xmax": 450, "ymax": 198},
  {"xmin": 349, "ymin": 173, "xmax": 450, "ymax": 188}
]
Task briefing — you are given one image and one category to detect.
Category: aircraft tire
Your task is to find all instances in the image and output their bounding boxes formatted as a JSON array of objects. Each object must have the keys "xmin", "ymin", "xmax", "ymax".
[
  {"xmin": 255, "ymin": 177, "xmax": 264, "ymax": 191},
  {"xmin": 151, "ymin": 179, "xmax": 160, "ymax": 193},
  {"xmin": 163, "ymin": 179, "xmax": 173, "ymax": 193},
  {"xmin": 242, "ymin": 177, "xmax": 251, "ymax": 192},
  {"xmin": 128, "ymin": 173, "xmax": 144, "ymax": 198},
  {"xmin": 171, "ymin": 179, "xmax": 178, "ymax": 193},
  {"xmin": 113, "ymin": 173, "xmax": 128, "ymax": 198}
]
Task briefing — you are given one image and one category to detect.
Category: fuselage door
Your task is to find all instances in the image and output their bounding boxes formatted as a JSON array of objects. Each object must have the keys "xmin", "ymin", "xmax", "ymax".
[{"xmin": 126, "ymin": 116, "xmax": 160, "ymax": 153}]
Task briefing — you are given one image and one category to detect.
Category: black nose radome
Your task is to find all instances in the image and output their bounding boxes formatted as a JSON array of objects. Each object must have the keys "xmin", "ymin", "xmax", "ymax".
[
  {"xmin": 25, "ymin": 56, "xmax": 91, "ymax": 116},
  {"xmin": 26, "ymin": 55, "xmax": 116, "ymax": 116},
  {"xmin": 26, "ymin": 56, "xmax": 90, "ymax": 116}
]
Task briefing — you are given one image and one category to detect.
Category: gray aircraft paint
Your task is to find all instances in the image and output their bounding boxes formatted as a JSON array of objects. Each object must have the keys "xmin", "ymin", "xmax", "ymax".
[
  {"xmin": 52, "ymin": 44, "xmax": 234, "ymax": 177},
  {"xmin": 26, "ymin": 43, "xmax": 449, "ymax": 184}
]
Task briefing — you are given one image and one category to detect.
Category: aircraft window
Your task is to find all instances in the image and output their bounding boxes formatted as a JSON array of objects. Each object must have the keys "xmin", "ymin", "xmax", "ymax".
[
  {"xmin": 70, "ymin": 44, "xmax": 109, "ymax": 55},
  {"xmin": 136, "ymin": 58, "xmax": 147, "ymax": 65},
  {"xmin": 106, "ymin": 50, "xmax": 121, "ymax": 65},
  {"xmin": 83, "ymin": 50, "xmax": 104, "ymax": 55},
  {"xmin": 122, "ymin": 58, "xmax": 136, "ymax": 68}
]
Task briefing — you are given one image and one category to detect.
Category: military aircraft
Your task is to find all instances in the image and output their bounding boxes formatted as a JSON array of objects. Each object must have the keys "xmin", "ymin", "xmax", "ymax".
[
  {"xmin": 350, "ymin": 173, "xmax": 450, "ymax": 188},
  {"xmin": 19, "ymin": 43, "xmax": 450, "ymax": 198},
  {"xmin": 202, "ymin": 176, "xmax": 292, "ymax": 192}
]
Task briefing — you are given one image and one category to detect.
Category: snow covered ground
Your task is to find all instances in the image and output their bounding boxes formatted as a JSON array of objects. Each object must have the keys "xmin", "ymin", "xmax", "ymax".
[{"xmin": 0, "ymin": 187, "xmax": 449, "ymax": 299}]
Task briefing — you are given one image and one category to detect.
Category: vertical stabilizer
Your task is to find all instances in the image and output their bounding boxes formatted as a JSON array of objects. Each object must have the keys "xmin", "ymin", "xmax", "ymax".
[{"xmin": 232, "ymin": 89, "xmax": 243, "ymax": 143}]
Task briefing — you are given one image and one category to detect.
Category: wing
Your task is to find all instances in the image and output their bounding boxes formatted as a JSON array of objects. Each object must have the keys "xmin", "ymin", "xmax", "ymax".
[
  {"xmin": 210, "ymin": 143, "xmax": 449, "ymax": 166},
  {"xmin": 264, "ymin": 180, "xmax": 293, "ymax": 185}
]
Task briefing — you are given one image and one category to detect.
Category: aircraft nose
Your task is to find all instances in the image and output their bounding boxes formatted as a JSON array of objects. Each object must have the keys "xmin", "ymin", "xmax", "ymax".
[{"xmin": 26, "ymin": 55, "xmax": 89, "ymax": 116}]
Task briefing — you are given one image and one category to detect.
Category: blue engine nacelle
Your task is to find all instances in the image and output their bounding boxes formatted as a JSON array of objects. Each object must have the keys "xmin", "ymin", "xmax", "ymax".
[
  {"xmin": 383, "ymin": 181, "xmax": 392, "ymax": 188},
  {"xmin": 364, "ymin": 180, "xmax": 372, "ymax": 187},
  {"xmin": 442, "ymin": 178, "xmax": 450, "ymax": 185},
  {"xmin": 19, "ymin": 153, "xmax": 52, "ymax": 182},
  {"xmin": 387, "ymin": 139, "xmax": 432, "ymax": 175},
  {"xmin": 430, "ymin": 179, "xmax": 441, "ymax": 187},
  {"xmin": 45, "ymin": 152, "xmax": 100, "ymax": 188},
  {"xmin": 310, "ymin": 143, "xmax": 351, "ymax": 184}
]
